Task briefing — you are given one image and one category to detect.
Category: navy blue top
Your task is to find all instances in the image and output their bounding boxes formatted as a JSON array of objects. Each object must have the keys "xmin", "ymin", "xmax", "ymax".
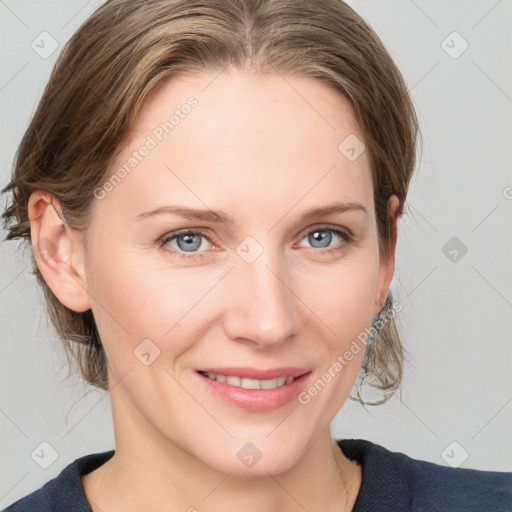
[{"xmin": 4, "ymin": 438, "xmax": 512, "ymax": 511}]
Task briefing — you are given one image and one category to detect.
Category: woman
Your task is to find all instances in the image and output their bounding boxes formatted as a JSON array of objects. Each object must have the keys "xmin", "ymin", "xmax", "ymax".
[{"xmin": 2, "ymin": 0, "xmax": 511, "ymax": 510}]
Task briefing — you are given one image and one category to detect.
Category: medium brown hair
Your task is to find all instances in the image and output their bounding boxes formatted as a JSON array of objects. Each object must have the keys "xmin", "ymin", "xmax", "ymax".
[{"xmin": 1, "ymin": 0, "xmax": 419, "ymax": 403}]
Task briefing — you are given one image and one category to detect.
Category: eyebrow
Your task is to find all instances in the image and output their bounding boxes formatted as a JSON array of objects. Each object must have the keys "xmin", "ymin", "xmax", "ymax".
[{"xmin": 135, "ymin": 202, "xmax": 367, "ymax": 224}]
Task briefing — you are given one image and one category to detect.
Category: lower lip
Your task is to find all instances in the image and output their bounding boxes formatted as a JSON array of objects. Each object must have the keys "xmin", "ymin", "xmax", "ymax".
[{"xmin": 195, "ymin": 371, "xmax": 312, "ymax": 412}]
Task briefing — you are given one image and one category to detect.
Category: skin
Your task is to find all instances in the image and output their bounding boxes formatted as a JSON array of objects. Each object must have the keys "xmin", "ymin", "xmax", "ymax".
[{"xmin": 28, "ymin": 68, "xmax": 399, "ymax": 512}]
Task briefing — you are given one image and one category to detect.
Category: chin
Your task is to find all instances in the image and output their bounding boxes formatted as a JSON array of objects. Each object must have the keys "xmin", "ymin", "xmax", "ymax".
[{"xmin": 196, "ymin": 435, "xmax": 306, "ymax": 477}]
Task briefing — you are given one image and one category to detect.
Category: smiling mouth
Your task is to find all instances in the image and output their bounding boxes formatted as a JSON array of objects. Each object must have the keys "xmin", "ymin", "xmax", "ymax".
[
  {"xmin": 196, "ymin": 368, "xmax": 313, "ymax": 411},
  {"xmin": 198, "ymin": 371, "xmax": 295, "ymax": 390}
]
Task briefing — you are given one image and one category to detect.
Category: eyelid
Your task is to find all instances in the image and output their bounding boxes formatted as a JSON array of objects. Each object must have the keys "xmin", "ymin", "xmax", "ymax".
[
  {"xmin": 159, "ymin": 224, "xmax": 354, "ymax": 258},
  {"xmin": 295, "ymin": 223, "xmax": 354, "ymax": 242},
  {"xmin": 162, "ymin": 227, "xmax": 212, "ymax": 241},
  {"xmin": 159, "ymin": 228, "xmax": 215, "ymax": 258}
]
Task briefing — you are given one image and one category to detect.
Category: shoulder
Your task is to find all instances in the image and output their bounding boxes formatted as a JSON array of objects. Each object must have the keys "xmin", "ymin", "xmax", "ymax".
[
  {"xmin": 3, "ymin": 450, "xmax": 115, "ymax": 512},
  {"xmin": 337, "ymin": 438, "xmax": 512, "ymax": 512}
]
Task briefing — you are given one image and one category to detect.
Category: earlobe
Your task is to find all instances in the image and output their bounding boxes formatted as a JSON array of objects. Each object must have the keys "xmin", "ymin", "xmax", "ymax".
[{"xmin": 28, "ymin": 190, "xmax": 91, "ymax": 313}]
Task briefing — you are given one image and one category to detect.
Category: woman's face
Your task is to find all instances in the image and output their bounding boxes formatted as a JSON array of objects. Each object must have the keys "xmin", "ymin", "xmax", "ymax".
[{"xmin": 82, "ymin": 69, "xmax": 395, "ymax": 474}]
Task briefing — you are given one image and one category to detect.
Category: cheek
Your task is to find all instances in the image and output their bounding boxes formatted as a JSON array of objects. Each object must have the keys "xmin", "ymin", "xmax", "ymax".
[
  {"xmin": 290, "ymin": 261, "xmax": 380, "ymax": 423},
  {"xmin": 84, "ymin": 244, "xmax": 223, "ymax": 370},
  {"xmin": 302, "ymin": 258, "xmax": 380, "ymax": 341},
  {"xmin": 296, "ymin": 258, "xmax": 379, "ymax": 389}
]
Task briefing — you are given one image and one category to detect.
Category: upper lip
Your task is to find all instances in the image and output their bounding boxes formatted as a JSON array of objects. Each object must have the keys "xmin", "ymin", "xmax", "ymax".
[{"xmin": 197, "ymin": 367, "xmax": 311, "ymax": 380}]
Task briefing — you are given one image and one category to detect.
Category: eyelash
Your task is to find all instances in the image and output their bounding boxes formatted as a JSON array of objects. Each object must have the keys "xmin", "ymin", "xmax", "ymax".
[{"xmin": 158, "ymin": 225, "xmax": 354, "ymax": 260}]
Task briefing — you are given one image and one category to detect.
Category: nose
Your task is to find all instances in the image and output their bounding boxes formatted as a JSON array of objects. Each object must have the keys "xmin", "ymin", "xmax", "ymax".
[{"xmin": 222, "ymin": 250, "xmax": 298, "ymax": 349}]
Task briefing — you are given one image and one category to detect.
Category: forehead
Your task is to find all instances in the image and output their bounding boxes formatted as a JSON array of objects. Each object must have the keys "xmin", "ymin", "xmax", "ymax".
[
  {"xmin": 100, "ymin": 69, "xmax": 374, "ymax": 221},
  {"xmin": 135, "ymin": 68, "xmax": 364, "ymax": 162}
]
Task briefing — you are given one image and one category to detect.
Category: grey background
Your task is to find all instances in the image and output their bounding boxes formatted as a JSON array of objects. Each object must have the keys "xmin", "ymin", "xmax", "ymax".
[{"xmin": 1, "ymin": 0, "xmax": 511, "ymax": 507}]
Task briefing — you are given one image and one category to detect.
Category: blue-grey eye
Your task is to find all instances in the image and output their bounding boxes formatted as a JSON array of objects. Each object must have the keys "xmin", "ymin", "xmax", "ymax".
[
  {"xmin": 308, "ymin": 229, "xmax": 334, "ymax": 249},
  {"xmin": 175, "ymin": 232, "xmax": 203, "ymax": 252}
]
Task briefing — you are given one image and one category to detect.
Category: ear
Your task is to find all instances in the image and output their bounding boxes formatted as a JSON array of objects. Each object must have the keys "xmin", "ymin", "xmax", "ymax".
[
  {"xmin": 28, "ymin": 190, "xmax": 91, "ymax": 312},
  {"xmin": 374, "ymin": 195, "xmax": 400, "ymax": 315}
]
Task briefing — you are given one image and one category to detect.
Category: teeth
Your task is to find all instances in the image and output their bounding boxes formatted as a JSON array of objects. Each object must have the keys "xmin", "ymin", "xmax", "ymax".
[
  {"xmin": 226, "ymin": 376, "xmax": 241, "ymax": 387},
  {"xmin": 241, "ymin": 378, "xmax": 260, "ymax": 389},
  {"xmin": 260, "ymin": 378, "xmax": 278, "ymax": 389},
  {"xmin": 202, "ymin": 372, "xmax": 295, "ymax": 389}
]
